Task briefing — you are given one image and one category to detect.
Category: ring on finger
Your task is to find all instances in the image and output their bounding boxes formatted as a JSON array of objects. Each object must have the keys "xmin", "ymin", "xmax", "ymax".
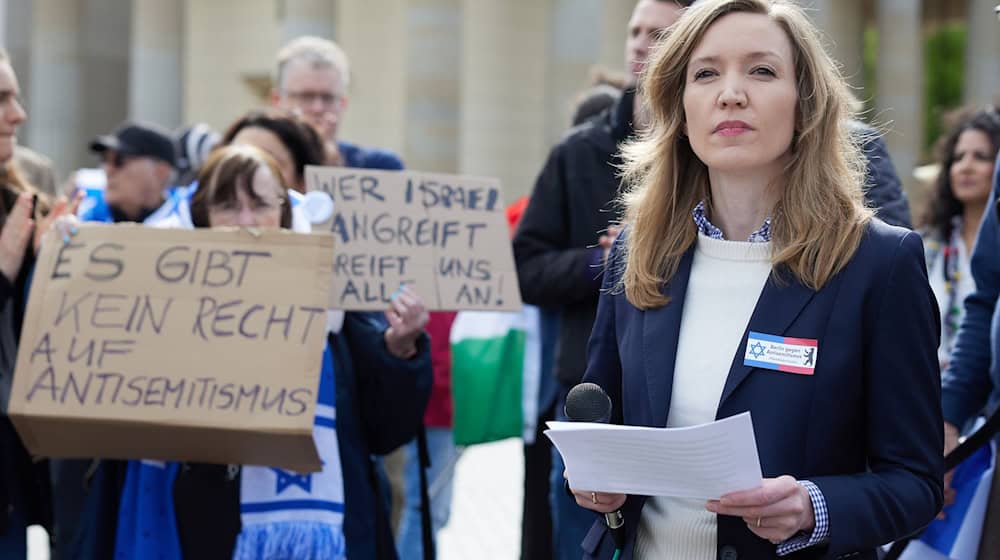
[
  {"xmin": 756, "ymin": 516, "xmax": 761, "ymax": 528},
  {"xmin": 591, "ymin": 492, "xmax": 599, "ymax": 505}
]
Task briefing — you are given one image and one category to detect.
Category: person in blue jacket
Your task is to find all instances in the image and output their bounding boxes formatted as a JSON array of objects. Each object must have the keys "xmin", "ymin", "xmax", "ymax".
[
  {"xmin": 78, "ymin": 121, "xmax": 184, "ymax": 225},
  {"xmin": 942, "ymin": 148, "xmax": 1000, "ymax": 449},
  {"xmin": 569, "ymin": 2, "xmax": 942, "ymax": 559},
  {"xmin": 937, "ymin": 5, "xmax": 1000, "ymax": 552}
]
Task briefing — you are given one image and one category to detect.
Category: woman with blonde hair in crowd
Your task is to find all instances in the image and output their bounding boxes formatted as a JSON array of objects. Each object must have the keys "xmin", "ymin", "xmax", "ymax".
[
  {"xmin": 0, "ymin": 48, "xmax": 78, "ymax": 557},
  {"xmin": 568, "ymin": 1, "xmax": 942, "ymax": 558},
  {"xmin": 0, "ymin": 46, "xmax": 48, "ymax": 560},
  {"xmin": 919, "ymin": 107, "xmax": 1000, "ymax": 368}
]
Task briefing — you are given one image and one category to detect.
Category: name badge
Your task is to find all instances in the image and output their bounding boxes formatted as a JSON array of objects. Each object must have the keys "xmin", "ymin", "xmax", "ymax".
[{"xmin": 744, "ymin": 331, "xmax": 817, "ymax": 375}]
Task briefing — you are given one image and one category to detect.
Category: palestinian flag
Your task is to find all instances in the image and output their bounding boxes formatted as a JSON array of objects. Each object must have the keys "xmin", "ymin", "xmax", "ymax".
[{"xmin": 450, "ymin": 305, "xmax": 541, "ymax": 446}]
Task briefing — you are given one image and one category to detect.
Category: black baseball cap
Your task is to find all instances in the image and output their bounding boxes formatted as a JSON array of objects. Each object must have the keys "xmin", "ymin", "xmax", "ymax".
[{"xmin": 90, "ymin": 122, "xmax": 177, "ymax": 167}]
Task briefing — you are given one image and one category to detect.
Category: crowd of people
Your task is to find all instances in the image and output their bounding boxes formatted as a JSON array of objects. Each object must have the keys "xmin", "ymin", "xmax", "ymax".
[
  {"xmin": 0, "ymin": 35, "xmax": 437, "ymax": 560},
  {"xmin": 0, "ymin": 0, "xmax": 998, "ymax": 559}
]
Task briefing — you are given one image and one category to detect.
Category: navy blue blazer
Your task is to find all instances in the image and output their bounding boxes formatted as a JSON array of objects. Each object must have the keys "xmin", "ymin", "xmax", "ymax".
[{"xmin": 580, "ymin": 220, "xmax": 944, "ymax": 560}]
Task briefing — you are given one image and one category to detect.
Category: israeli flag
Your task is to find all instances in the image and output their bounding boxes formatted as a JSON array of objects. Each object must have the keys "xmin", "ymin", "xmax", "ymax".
[{"xmin": 899, "ymin": 441, "xmax": 995, "ymax": 560}]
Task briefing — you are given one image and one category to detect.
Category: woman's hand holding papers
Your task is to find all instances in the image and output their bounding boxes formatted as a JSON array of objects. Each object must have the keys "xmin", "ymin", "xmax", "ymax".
[
  {"xmin": 571, "ymin": 488, "xmax": 626, "ymax": 514},
  {"xmin": 565, "ymin": 470, "xmax": 626, "ymax": 514},
  {"xmin": 706, "ymin": 475, "xmax": 815, "ymax": 544}
]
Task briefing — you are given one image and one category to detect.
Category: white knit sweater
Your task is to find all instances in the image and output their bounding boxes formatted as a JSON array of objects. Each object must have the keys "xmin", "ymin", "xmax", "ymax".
[{"xmin": 634, "ymin": 234, "xmax": 772, "ymax": 559}]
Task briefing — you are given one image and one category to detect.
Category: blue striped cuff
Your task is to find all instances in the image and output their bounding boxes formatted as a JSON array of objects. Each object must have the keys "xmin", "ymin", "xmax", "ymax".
[{"xmin": 776, "ymin": 480, "xmax": 830, "ymax": 555}]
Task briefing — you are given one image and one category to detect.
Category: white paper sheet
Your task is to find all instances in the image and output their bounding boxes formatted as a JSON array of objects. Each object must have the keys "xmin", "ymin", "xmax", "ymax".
[{"xmin": 544, "ymin": 412, "xmax": 763, "ymax": 500}]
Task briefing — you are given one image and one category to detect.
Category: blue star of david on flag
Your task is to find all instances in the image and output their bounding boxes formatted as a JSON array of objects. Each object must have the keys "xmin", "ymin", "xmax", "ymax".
[
  {"xmin": 748, "ymin": 341, "xmax": 767, "ymax": 359},
  {"xmin": 271, "ymin": 468, "xmax": 313, "ymax": 494}
]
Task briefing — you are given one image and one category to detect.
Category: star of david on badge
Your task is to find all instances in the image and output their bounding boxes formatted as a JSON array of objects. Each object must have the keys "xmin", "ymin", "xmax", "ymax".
[{"xmin": 748, "ymin": 341, "xmax": 767, "ymax": 359}]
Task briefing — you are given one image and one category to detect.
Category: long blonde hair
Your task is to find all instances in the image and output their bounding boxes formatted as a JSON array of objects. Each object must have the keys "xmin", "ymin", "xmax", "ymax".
[
  {"xmin": 618, "ymin": 0, "xmax": 871, "ymax": 309},
  {"xmin": 0, "ymin": 48, "xmax": 48, "ymax": 223}
]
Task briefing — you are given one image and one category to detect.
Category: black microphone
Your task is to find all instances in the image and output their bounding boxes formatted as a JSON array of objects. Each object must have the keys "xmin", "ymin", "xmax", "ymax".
[{"xmin": 565, "ymin": 382, "xmax": 626, "ymax": 551}]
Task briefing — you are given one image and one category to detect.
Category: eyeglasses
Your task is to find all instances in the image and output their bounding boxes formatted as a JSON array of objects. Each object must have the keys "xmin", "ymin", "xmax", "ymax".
[
  {"xmin": 208, "ymin": 197, "xmax": 285, "ymax": 219},
  {"xmin": 283, "ymin": 90, "xmax": 342, "ymax": 107},
  {"xmin": 100, "ymin": 152, "xmax": 136, "ymax": 169}
]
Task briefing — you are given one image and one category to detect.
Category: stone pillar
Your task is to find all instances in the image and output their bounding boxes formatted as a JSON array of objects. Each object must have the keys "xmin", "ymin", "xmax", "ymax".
[
  {"xmin": 0, "ymin": 0, "xmax": 6, "ymax": 46},
  {"xmin": 964, "ymin": 0, "xmax": 1000, "ymax": 106},
  {"xmin": 26, "ymin": 0, "xmax": 85, "ymax": 178},
  {"xmin": 876, "ymin": 0, "xmax": 923, "ymax": 195},
  {"xmin": 280, "ymin": 0, "xmax": 336, "ymax": 44},
  {"xmin": 78, "ymin": 0, "xmax": 132, "ymax": 167},
  {"xmin": 809, "ymin": 0, "xmax": 866, "ymax": 93},
  {"xmin": 404, "ymin": 0, "xmax": 461, "ymax": 173},
  {"xmin": 334, "ymin": 0, "xmax": 407, "ymax": 156},
  {"xmin": 27, "ymin": 0, "xmax": 130, "ymax": 176},
  {"xmin": 183, "ymin": 0, "xmax": 280, "ymax": 132},
  {"xmin": 130, "ymin": 0, "xmax": 183, "ymax": 128},
  {"xmin": 459, "ymin": 0, "xmax": 550, "ymax": 202},
  {"xmin": 2, "ymin": 0, "xmax": 32, "ymax": 137},
  {"xmin": 598, "ymin": 0, "xmax": 634, "ymax": 74},
  {"xmin": 546, "ymin": 0, "xmax": 605, "ymax": 140}
]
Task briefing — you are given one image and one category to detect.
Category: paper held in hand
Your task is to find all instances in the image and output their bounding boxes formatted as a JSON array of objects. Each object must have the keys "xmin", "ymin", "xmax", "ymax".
[{"xmin": 544, "ymin": 412, "xmax": 763, "ymax": 500}]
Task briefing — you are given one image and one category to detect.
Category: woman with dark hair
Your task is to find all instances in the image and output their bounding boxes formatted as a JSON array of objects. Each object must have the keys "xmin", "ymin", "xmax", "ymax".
[
  {"xmin": 222, "ymin": 109, "xmax": 333, "ymax": 193},
  {"xmin": 188, "ymin": 144, "xmax": 292, "ymax": 229},
  {"xmin": 920, "ymin": 107, "xmax": 1000, "ymax": 367},
  {"xmin": 163, "ymin": 110, "xmax": 331, "ymax": 232}
]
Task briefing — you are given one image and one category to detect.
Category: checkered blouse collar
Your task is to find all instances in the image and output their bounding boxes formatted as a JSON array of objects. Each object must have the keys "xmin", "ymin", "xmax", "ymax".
[{"xmin": 692, "ymin": 200, "xmax": 772, "ymax": 243}]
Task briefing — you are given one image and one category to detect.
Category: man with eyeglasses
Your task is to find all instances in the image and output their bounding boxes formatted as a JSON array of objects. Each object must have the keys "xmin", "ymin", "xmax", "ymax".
[
  {"xmin": 79, "ymin": 121, "xmax": 182, "ymax": 225},
  {"xmin": 270, "ymin": 36, "xmax": 403, "ymax": 171},
  {"xmin": 270, "ymin": 36, "xmax": 449, "ymax": 560}
]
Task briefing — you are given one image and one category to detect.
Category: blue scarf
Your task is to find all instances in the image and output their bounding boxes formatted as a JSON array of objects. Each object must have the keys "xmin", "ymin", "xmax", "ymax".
[
  {"xmin": 233, "ymin": 342, "xmax": 346, "ymax": 559},
  {"xmin": 113, "ymin": 343, "xmax": 344, "ymax": 559}
]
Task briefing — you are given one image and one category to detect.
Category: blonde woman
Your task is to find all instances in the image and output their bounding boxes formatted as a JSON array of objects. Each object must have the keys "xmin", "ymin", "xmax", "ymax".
[{"xmin": 568, "ymin": 1, "xmax": 943, "ymax": 559}]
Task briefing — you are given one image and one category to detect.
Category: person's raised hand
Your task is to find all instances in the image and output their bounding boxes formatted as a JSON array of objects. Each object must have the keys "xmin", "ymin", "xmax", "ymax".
[
  {"xmin": 384, "ymin": 285, "xmax": 429, "ymax": 359},
  {"xmin": 34, "ymin": 190, "xmax": 84, "ymax": 252},
  {"xmin": 939, "ymin": 422, "xmax": 961, "ymax": 519},
  {"xmin": 0, "ymin": 192, "xmax": 35, "ymax": 283}
]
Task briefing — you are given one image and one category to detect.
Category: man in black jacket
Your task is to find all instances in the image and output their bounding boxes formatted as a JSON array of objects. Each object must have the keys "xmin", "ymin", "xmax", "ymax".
[
  {"xmin": 513, "ymin": 3, "xmax": 690, "ymax": 558},
  {"xmin": 512, "ymin": 0, "xmax": 912, "ymax": 557}
]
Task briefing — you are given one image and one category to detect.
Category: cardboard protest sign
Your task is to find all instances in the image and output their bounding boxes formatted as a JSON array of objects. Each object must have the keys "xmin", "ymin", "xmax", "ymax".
[
  {"xmin": 305, "ymin": 166, "xmax": 522, "ymax": 311},
  {"xmin": 7, "ymin": 225, "xmax": 333, "ymax": 472}
]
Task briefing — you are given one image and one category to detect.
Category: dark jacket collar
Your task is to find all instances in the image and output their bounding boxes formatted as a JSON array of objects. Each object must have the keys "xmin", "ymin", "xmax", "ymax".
[
  {"xmin": 582, "ymin": 88, "xmax": 636, "ymax": 154},
  {"xmin": 609, "ymin": 88, "xmax": 637, "ymax": 144}
]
